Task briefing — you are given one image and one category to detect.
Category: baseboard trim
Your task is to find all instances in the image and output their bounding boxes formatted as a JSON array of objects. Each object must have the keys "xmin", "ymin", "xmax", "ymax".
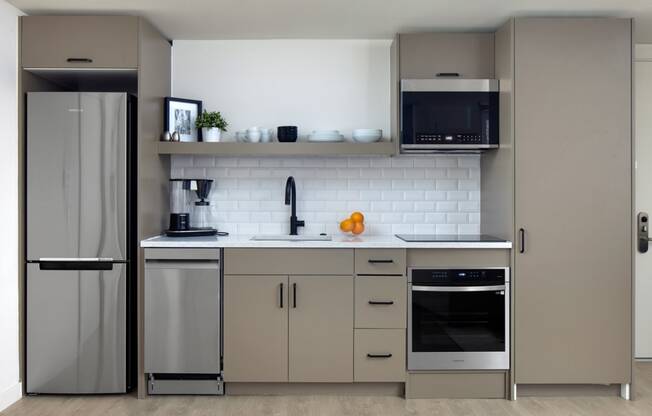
[
  {"xmin": 516, "ymin": 383, "xmax": 620, "ymax": 397},
  {"xmin": 226, "ymin": 382, "xmax": 404, "ymax": 396},
  {"xmin": 0, "ymin": 382, "xmax": 22, "ymax": 412}
]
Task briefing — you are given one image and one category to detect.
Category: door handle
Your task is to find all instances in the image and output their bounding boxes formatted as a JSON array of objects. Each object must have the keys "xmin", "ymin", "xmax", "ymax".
[
  {"xmin": 519, "ymin": 228, "xmax": 525, "ymax": 254},
  {"xmin": 639, "ymin": 212, "xmax": 650, "ymax": 253},
  {"xmin": 368, "ymin": 259, "xmax": 394, "ymax": 264},
  {"xmin": 67, "ymin": 58, "xmax": 93, "ymax": 63},
  {"xmin": 368, "ymin": 300, "xmax": 394, "ymax": 305},
  {"xmin": 367, "ymin": 353, "xmax": 393, "ymax": 358},
  {"xmin": 292, "ymin": 283, "xmax": 297, "ymax": 308},
  {"xmin": 279, "ymin": 283, "xmax": 284, "ymax": 308}
]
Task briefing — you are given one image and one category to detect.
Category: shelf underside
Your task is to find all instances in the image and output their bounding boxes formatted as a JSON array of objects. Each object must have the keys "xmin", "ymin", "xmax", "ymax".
[{"xmin": 157, "ymin": 141, "xmax": 397, "ymax": 156}]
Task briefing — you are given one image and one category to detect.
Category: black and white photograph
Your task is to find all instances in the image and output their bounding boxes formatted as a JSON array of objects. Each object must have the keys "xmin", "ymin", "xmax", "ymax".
[{"xmin": 164, "ymin": 97, "xmax": 202, "ymax": 141}]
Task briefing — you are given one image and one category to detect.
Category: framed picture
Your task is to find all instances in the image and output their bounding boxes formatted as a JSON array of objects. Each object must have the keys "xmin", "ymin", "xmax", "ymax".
[{"xmin": 164, "ymin": 97, "xmax": 203, "ymax": 142}]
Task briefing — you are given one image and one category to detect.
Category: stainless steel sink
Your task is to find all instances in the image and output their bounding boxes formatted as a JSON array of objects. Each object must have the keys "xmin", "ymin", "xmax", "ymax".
[{"xmin": 251, "ymin": 234, "xmax": 332, "ymax": 242}]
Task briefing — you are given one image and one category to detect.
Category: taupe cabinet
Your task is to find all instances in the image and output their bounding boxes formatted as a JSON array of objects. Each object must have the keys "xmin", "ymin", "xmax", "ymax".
[
  {"xmin": 484, "ymin": 18, "xmax": 632, "ymax": 387},
  {"xmin": 397, "ymin": 33, "xmax": 495, "ymax": 79},
  {"xmin": 289, "ymin": 275, "xmax": 353, "ymax": 382},
  {"xmin": 223, "ymin": 249, "xmax": 355, "ymax": 383},
  {"xmin": 224, "ymin": 248, "xmax": 408, "ymax": 384},
  {"xmin": 224, "ymin": 274, "xmax": 354, "ymax": 382},
  {"xmin": 21, "ymin": 16, "xmax": 139, "ymax": 69},
  {"xmin": 353, "ymin": 249, "xmax": 407, "ymax": 383},
  {"xmin": 223, "ymin": 275, "xmax": 289, "ymax": 382}
]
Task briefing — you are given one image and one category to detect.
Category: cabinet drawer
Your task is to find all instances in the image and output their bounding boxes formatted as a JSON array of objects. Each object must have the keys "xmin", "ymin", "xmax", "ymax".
[
  {"xmin": 225, "ymin": 248, "xmax": 353, "ymax": 275},
  {"xmin": 21, "ymin": 16, "xmax": 139, "ymax": 69},
  {"xmin": 355, "ymin": 249, "xmax": 406, "ymax": 275},
  {"xmin": 354, "ymin": 329, "xmax": 405, "ymax": 382},
  {"xmin": 355, "ymin": 276, "xmax": 406, "ymax": 328}
]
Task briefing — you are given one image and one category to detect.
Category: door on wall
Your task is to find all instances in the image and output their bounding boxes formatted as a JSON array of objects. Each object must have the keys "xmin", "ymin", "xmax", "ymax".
[{"xmin": 636, "ymin": 51, "xmax": 652, "ymax": 359}]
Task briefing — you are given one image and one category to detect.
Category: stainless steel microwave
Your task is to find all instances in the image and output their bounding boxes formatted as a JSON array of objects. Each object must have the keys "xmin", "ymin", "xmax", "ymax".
[{"xmin": 400, "ymin": 79, "xmax": 499, "ymax": 153}]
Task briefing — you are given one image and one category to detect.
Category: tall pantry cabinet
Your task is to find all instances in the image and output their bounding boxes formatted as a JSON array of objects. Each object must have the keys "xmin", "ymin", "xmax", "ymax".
[{"xmin": 482, "ymin": 18, "xmax": 633, "ymax": 395}]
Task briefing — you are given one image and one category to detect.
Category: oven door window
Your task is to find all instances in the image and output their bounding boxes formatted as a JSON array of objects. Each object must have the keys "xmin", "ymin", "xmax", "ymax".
[
  {"xmin": 411, "ymin": 289, "xmax": 505, "ymax": 352},
  {"xmin": 401, "ymin": 91, "xmax": 496, "ymax": 144}
]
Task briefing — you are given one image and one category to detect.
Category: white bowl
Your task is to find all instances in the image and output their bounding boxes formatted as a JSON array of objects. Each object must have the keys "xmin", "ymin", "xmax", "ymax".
[
  {"xmin": 352, "ymin": 135, "xmax": 382, "ymax": 143},
  {"xmin": 308, "ymin": 134, "xmax": 344, "ymax": 142},
  {"xmin": 353, "ymin": 128, "xmax": 382, "ymax": 135},
  {"xmin": 312, "ymin": 130, "xmax": 340, "ymax": 136}
]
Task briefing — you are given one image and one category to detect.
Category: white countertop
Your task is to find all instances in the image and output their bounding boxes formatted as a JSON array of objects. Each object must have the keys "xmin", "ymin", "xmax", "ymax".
[{"xmin": 141, "ymin": 234, "xmax": 512, "ymax": 249}]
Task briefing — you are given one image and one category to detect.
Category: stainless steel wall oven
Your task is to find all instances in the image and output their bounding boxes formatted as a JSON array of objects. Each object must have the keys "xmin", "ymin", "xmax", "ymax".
[{"xmin": 408, "ymin": 267, "xmax": 510, "ymax": 370}]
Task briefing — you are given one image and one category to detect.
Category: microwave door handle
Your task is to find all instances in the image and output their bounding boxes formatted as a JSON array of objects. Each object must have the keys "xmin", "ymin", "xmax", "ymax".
[{"xmin": 411, "ymin": 285, "xmax": 506, "ymax": 292}]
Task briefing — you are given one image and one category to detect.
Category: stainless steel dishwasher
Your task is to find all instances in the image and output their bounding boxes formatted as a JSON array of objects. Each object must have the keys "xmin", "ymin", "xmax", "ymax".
[{"xmin": 144, "ymin": 248, "xmax": 223, "ymax": 395}]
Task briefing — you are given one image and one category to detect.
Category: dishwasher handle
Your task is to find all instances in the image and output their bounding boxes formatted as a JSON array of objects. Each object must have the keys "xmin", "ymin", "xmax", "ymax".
[{"xmin": 145, "ymin": 259, "xmax": 220, "ymax": 270}]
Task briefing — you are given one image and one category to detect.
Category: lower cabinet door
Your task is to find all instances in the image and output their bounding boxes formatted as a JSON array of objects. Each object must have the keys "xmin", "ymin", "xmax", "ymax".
[
  {"xmin": 289, "ymin": 275, "xmax": 354, "ymax": 382},
  {"xmin": 224, "ymin": 275, "xmax": 289, "ymax": 382}
]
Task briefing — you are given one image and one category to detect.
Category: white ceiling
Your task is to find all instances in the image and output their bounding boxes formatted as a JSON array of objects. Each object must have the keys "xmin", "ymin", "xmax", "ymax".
[{"xmin": 8, "ymin": 0, "xmax": 652, "ymax": 41}]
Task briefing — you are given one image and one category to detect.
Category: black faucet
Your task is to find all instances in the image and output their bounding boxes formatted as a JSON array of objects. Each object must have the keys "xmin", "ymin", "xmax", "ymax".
[{"xmin": 285, "ymin": 176, "xmax": 305, "ymax": 235}]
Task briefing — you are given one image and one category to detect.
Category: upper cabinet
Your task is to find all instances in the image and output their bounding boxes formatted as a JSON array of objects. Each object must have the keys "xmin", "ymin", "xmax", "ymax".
[
  {"xmin": 21, "ymin": 16, "xmax": 139, "ymax": 69},
  {"xmin": 397, "ymin": 33, "xmax": 495, "ymax": 79}
]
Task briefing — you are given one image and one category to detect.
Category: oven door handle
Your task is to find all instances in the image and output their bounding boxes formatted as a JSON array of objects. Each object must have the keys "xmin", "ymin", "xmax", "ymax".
[{"xmin": 411, "ymin": 285, "xmax": 506, "ymax": 292}]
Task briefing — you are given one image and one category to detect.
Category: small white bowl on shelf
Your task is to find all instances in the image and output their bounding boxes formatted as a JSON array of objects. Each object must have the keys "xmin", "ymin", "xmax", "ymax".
[{"xmin": 352, "ymin": 129, "xmax": 382, "ymax": 143}]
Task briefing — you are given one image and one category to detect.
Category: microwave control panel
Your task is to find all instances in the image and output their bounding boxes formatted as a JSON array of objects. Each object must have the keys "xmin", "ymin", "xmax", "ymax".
[{"xmin": 415, "ymin": 133, "xmax": 482, "ymax": 145}]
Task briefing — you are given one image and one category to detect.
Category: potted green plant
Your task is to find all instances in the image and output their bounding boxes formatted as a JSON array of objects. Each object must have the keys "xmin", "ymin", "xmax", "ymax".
[{"xmin": 195, "ymin": 110, "xmax": 228, "ymax": 142}]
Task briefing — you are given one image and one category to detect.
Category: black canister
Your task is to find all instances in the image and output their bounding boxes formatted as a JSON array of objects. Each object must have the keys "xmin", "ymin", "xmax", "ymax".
[{"xmin": 277, "ymin": 126, "xmax": 298, "ymax": 142}]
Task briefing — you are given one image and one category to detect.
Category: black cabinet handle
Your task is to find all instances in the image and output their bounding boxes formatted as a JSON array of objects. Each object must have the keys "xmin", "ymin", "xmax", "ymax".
[
  {"xmin": 519, "ymin": 228, "xmax": 525, "ymax": 254},
  {"xmin": 368, "ymin": 300, "xmax": 394, "ymax": 305},
  {"xmin": 279, "ymin": 283, "xmax": 284, "ymax": 308},
  {"xmin": 292, "ymin": 283, "xmax": 297, "ymax": 308},
  {"xmin": 436, "ymin": 72, "xmax": 460, "ymax": 77},
  {"xmin": 368, "ymin": 259, "xmax": 394, "ymax": 264},
  {"xmin": 67, "ymin": 58, "xmax": 93, "ymax": 63},
  {"xmin": 367, "ymin": 353, "xmax": 392, "ymax": 358}
]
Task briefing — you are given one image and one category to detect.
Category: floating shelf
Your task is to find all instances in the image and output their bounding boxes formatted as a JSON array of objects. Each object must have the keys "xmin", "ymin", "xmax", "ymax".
[{"xmin": 156, "ymin": 141, "xmax": 397, "ymax": 156}]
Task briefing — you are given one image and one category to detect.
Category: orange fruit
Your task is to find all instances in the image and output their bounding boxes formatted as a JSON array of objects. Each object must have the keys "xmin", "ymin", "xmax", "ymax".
[
  {"xmin": 352, "ymin": 222, "xmax": 365, "ymax": 235},
  {"xmin": 350, "ymin": 212, "xmax": 365, "ymax": 224},
  {"xmin": 340, "ymin": 219, "xmax": 354, "ymax": 232}
]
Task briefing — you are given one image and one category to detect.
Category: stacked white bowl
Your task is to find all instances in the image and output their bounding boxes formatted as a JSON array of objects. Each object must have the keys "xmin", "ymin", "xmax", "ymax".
[
  {"xmin": 352, "ymin": 129, "xmax": 382, "ymax": 143},
  {"xmin": 308, "ymin": 130, "xmax": 344, "ymax": 142}
]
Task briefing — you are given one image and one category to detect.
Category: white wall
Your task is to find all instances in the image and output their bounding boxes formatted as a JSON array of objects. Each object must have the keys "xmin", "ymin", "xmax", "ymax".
[
  {"xmin": 171, "ymin": 39, "xmax": 480, "ymax": 236},
  {"xmin": 0, "ymin": 0, "xmax": 22, "ymax": 411},
  {"xmin": 172, "ymin": 39, "xmax": 391, "ymax": 139}
]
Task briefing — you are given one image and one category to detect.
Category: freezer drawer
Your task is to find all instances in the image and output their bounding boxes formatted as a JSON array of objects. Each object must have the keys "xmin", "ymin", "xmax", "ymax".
[
  {"xmin": 26, "ymin": 92, "xmax": 128, "ymax": 261},
  {"xmin": 145, "ymin": 252, "xmax": 221, "ymax": 374},
  {"xmin": 26, "ymin": 262, "xmax": 127, "ymax": 394}
]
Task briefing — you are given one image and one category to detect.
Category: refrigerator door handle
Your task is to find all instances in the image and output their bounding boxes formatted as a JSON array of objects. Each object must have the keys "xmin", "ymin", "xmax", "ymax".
[
  {"xmin": 39, "ymin": 257, "xmax": 114, "ymax": 262},
  {"xmin": 39, "ymin": 260, "xmax": 115, "ymax": 271}
]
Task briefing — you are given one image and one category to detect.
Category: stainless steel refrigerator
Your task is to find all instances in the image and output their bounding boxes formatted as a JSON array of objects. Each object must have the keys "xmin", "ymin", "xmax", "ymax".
[{"xmin": 25, "ymin": 92, "xmax": 135, "ymax": 394}]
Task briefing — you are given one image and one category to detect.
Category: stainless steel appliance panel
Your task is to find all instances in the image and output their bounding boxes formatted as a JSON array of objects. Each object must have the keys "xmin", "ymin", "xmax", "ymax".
[
  {"xmin": 26, "ymin": 263, "xmax": 127, "ymax": 393},
  {"xmin": 145, "ymin": 257, "xmax": 221, "ymax": 374},
  {"xmin": 26, "ymin": 92, "xmax": 127, "ymax": 261}
]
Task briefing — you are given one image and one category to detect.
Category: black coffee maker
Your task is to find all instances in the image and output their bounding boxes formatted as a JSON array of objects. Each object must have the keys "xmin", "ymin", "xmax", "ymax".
[{"xmin": 166, "ymin": 179, "xmax": 218, "ymax": 237}]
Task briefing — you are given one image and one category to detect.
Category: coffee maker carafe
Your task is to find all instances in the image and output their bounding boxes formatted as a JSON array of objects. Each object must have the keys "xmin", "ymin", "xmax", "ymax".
[{"xmin": 166, "ymin": 179, "xmax": 217, "ymax": 237}]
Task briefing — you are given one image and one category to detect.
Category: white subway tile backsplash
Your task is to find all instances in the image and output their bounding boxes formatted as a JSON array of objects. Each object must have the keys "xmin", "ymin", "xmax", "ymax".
[{"xmin": 172, "ymin": 155, "xmax": 480, "ymax": 235}]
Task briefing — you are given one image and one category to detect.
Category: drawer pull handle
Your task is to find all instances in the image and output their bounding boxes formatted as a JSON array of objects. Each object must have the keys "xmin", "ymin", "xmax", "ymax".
[
  {"xmin": 367, "ymin": 353, "xmax": 393, "ymax": 358},
  {"xmin": 368, "ymin": 300, "xmax": 394, "ymax": 305},
  {"xmin": 279, "ymin": 283, "xmax": 284, "ymax": 308},
  {"xmin": 67, "ymin": 58, "xmax": 93, "ymax": 63},
  {"xmin": 368, "ymin": 259, "xmax": 394, "ymax": 264}
]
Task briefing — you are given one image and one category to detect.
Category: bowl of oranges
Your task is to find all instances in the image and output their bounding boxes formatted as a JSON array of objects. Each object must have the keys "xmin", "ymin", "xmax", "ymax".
[{"xmin": 340, "ymin": 212, "xmax": 365, "ymax": 235}]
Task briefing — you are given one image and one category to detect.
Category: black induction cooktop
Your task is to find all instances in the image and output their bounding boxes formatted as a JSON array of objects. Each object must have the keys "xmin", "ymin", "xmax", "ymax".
[{"xmin": 395, "ymin": 234, "xmax": 506, "ymax": 242}]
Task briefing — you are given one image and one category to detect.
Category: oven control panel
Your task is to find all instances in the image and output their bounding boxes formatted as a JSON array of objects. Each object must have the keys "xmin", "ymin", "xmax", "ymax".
[
  {"xmin": 410, "ymin": 268, "xmax": 506, "ymax": 286},
  {"xmin": 415, "ymin": 133, "xmax": 482, "ymax": 145}
]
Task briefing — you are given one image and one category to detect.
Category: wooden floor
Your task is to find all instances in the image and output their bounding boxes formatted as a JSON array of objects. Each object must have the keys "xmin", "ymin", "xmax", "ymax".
[{"xmin": 5, "ymin": 363, "xmax": 652, "ymax": 416}]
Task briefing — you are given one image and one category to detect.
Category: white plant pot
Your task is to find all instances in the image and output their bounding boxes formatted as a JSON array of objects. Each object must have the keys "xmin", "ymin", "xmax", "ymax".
[{"xmin": 202, "ymin": 128, "xmax": 222, "ymax": 142}]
